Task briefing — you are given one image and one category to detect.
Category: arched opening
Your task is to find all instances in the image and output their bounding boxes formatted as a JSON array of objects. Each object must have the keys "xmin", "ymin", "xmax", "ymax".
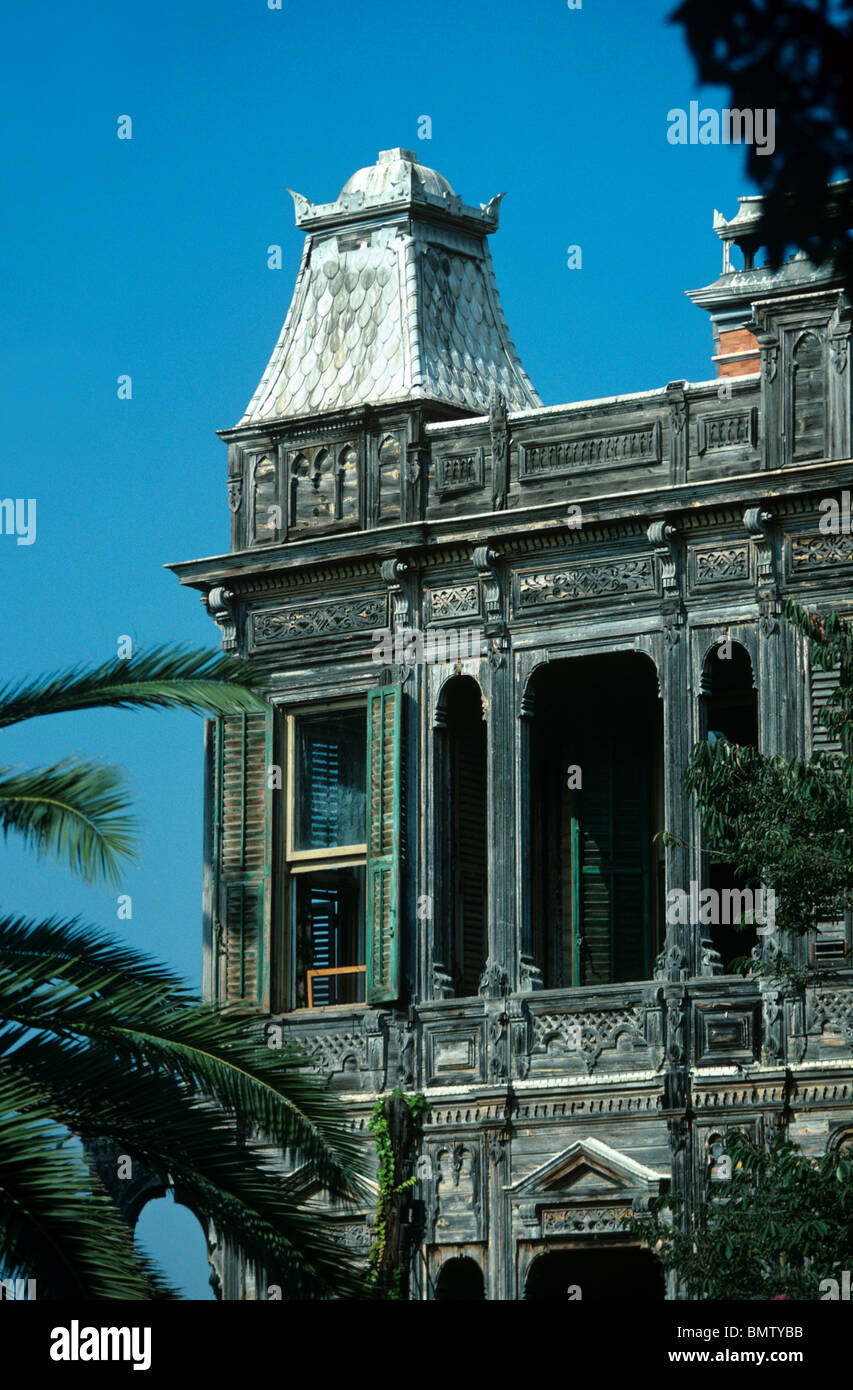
[
  {"xmin": 527, "ymin": 653, "xmax": 663, "ymax": 988},
  {"xmin": 336, "ymin": 444, "xmax": 359, "ymax": 521},
  {"xmin": 435, "ymin": 1256, "xmax": 485, "ymax": 1301},
  {"xmin": 437, "ymin": 676, "xmax": 488, "ymax": 997},
  {"xmin": 377, "ymin": 434, "xmax": 402, "ymax": 523},
  {"xmin": 792, "ymin": 330, "xmax": 826, "ymax": 462},
  {"xmin": 134, "ymin": 1190, "xmax": 217, "ymax": 1299},
  {"xmin": 700, "ymin": 641, "xmax": 759, "ymax": 969},
  {"xmin": 524, "ymin": 1246, "xmax": 664, "ymax": 1301},
  {"xmin": 252, "ymin": 455, "xmax": 278, "ymax": 544}
]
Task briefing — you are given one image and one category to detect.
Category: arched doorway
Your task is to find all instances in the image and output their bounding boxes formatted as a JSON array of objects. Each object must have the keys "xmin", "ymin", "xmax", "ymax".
[
  {"xmin": 135, "ymin": 1190, "xmax": 217, "ymax": 1299},
  {"xmin": 524, "ymin": 1246, "xmax": 664, "ymax": 1301},
  {"xmin": 435, "ymin": 1256, "xmax": 485, "ymax": 1301}
]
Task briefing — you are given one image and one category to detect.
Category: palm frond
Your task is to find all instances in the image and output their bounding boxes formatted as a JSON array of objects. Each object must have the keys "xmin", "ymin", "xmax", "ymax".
[
  {"xmin": 0, "ymin": 645, "xmax": 266, "ymax": 729},
  {"xmin": 0, "ymin": 917, "xmax": 366, "ymax": 1189},
  {"xmin": 5, "ymin": 1036, "xmax": 369, "ymax": 1299},
  {"xmin": 0, "ymin": 761, "xmax": 137, "ymax": 885},
  {"xmin": 0, "ymin": 914, "xmax": 369, "ymax": 1201},
  {"xmin": 0, "ymin": 1069, "xmax": 178, "ymax": 1300}
]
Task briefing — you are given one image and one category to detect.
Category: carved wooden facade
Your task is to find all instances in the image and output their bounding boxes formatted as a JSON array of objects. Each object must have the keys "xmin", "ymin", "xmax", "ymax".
[{"xmin": 171, "ymin": 156, "xmax": 853, "ymax": 1299}]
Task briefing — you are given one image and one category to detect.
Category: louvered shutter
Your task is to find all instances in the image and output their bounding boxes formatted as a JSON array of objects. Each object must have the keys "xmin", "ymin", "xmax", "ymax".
[
  {"xmin": 809, "ymin": 656, "xmax": 848, "ymax": 959},
  {"xmin": 452, "ymin": 724, "xmax": 487, "ymax": 997},
  {"xmin": 212, "ymin": 709, "xmax": 272, "ymax": 1011},
  {"xmin": 810, "ymin": 659, "xmax": 843, "ymax": 754},
  {"xmin": 366, "ymin": 683, "xmax": 401, "ymax": 1003},
  {"xmin": 574, "ymin": 717, "xmax": 649, "ymax": 986}
]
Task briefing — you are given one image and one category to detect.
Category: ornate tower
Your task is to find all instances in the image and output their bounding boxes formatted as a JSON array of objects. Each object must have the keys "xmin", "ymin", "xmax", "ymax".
[{"xmin": 220, "ymin": 148, "xmax": 539, "ymax": 554}]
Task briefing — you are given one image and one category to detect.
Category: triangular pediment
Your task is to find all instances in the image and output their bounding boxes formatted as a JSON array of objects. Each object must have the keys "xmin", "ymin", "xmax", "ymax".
[{"xmin": 507, "ymin": 1137, "xmax": 666, "ymax": 1203}]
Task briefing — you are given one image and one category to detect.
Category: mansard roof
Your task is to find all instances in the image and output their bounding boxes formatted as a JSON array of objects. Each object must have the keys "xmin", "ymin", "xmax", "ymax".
[{"xmin": 237, "ymin": 148, "xmax": 542, "ymax": 426}]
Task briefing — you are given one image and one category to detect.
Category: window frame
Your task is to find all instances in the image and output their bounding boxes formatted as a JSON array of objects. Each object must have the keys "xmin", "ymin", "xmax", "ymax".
[{"xmin": 285, "ymin": 697, "xmax": 369, "ymax": 1010}]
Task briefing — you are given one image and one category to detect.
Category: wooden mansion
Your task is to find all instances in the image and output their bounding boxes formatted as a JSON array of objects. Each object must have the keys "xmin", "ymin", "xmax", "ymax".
[{"xmin": 168, "ymin": 150, "xmax": 853, "ymax": 1299}]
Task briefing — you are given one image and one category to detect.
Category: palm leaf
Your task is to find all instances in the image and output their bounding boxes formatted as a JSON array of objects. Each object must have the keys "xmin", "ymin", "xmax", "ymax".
[
  {"xmin": 6, "ymin": 1038, "xmax": 370, "ymax": 1299},
  {"xmin": 0, "ymin": 645, "xmax": 266, "ymax": 729},
  {"xmin": 0, "ymin": 915, "xmax": 374, "ymax": 1296},
  {"xmin": 0, "ymin": 915, "xmax": 367, "ymax": 1194},
  {"xmin": 0, "ymin": 1068, "xmax": 178, "ymax": 1300},
  {"xmin": 0, "ymin": 761, "xmax": 137, "ymax": 885}
]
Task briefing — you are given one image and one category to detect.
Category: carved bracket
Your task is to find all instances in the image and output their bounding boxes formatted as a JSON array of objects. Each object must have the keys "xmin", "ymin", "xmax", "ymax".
[
  {"xmin": 664, "ymin": 987, "xmax": 688, "ymax": 1067},
  {"xmin": 206, "ymin": 586, "xmax": 237, "ymax": 652},
  {"xmin": 646, "ymin": 518, "xmax": 679, "ymax": 593},
  {"xmin": 380, "ymin": 557, "xmax": 413, "ymax": 682},
  {"xmin": 484, "ymin": 997, "xmax": 509, "ymax": 1081},
  {"xmin": 472, "ymin": 544, "xmax": 503, "ymax": 630},
  {"xmin": 743, "ymin": 506, "xmax": 778, "ymax": 629}
]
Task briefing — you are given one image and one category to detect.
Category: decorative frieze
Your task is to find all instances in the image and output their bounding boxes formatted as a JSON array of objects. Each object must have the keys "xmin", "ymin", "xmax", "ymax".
[
  {"xmin": 290, "ymin": 1029, "xmax": 368, "ymax": 1074},
  {"xmin": 531, "ymin": 1005, "xmax": 646, "ymax": 1074},
  {"xmin": 423, "ymin": 1093, "xmax": 663, "ymax": 1130},
  {"xmin": 329, "ymin": 1223, "xmax": 372, "ymax": 1250},
  {"xmin": 697, "ymin": 407, "xmax": 758, "ymax": 454},
  {"xmin": 789, "ymin": 533, "xmax": 853, "ymax": 574},
  {"xmin": 428, "ymin": 584, "xmax": 479, "ymax": 622},
  {"xmin": 520, "ymin": 421, "xmax": 661, "ymax": 481},
  {"xmin": 516, "ymin": 557, "xmax": 655, "ymax": 608},
  {"xmin": 541, "ymin": 1204, "xmax": 633, "ymax": 1235},
  {"xmin": 814, "ymin": 990, "xmax": 853, "ymax": 1048},
  {"xmin": 250, "ymin": 594, "xmax": 387, "ymax": 646},
  {"xmin": 435, "ymin": 448, "xmax": 484, "ymax": 497},
  {"xmin": 692, "ymin": 545, "xmax": 750, "ymax": 587}
]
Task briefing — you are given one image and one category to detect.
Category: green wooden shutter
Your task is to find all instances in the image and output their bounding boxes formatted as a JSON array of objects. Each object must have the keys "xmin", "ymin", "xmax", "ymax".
[
  {"xmin": 212, "ymin": 709, "xmax": 272, "ymax": 1011},
  {"xmin": 810, "ymin": 660, "xmax": 843, "ymax": 754},
  {"xmin": 572, "ymin": 717, "xmax": 649, "ymax": 986},
  {"xmin": 366, "ymin": 683, "xmax": 401, "ymax": 1003},
  {"xmin": 452, "ymin": 724, "xmax": 488, "ymax": 997}
]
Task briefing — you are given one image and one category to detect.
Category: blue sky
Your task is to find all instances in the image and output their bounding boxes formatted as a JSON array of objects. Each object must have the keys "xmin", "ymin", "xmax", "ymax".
[{"xmin": 1, "ymin": 0, "xmax": 754, "ymax": 1297}]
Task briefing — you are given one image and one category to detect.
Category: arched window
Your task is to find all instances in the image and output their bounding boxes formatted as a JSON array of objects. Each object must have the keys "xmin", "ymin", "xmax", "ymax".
[
  {"xmin": 337, "ymin": 444, "xmax": 359, "ymax": 520},
  {"xmin": 290, "ymin": 454, "xmax": 308, "ymax": 529},
  {"xmin": 134, "ymin": 1191, "xmax": 217, "ymax": 1299},
  {"xmin": 437, "ymin": 676, "xmax": 487, "ymax": 997},
  {"xmin": 377, "ymin": 434, "xmax": 402, "ymax": 523},
  {"xmin": 792, "ymin": 330, "xmax": 826, "ymax": 462},
  {"xmin": 252, "ymin": 455, "xmax": 278, "ymax": 544},
  {"xmin": 700, "ymin": 640, "xmax": 757, "ymax": 747},
  {"xmin": 289, "ymin": 448, "xmax": 337, "ymax": 531}
]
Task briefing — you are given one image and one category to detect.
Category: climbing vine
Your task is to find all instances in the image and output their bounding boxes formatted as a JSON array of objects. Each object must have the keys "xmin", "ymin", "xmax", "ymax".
[{"xmin": 366, "ymin": 1090, "xmax": 426, "ymax": 1297}]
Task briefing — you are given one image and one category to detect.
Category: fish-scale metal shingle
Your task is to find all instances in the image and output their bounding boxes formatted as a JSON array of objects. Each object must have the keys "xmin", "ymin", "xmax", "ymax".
[{"xmin": 237, "ymin": 150, "xmax": 541, "ymax": 424}]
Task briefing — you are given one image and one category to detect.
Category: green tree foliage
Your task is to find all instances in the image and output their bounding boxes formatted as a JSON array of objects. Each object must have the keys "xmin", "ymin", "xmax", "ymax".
[
  {"xmin": 670, "ymin": 599, "xmax": 852, "ymax": 978},
  {"xmin": 626, "ymin": 1130, "xmax": 853, "ymax": 1300},
  {"xmin": 672, "ymin": 0, "xmax": 853, "ymax": 295}
]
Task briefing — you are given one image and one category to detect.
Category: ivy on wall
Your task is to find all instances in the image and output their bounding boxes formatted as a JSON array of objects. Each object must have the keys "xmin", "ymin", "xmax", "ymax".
[{"xmin": 366, "ymin": 1090, "xmax": 426, "ymax": 1298}]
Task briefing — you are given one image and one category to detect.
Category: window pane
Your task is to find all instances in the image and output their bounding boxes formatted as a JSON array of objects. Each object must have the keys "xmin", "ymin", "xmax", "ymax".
[
  {"xmin": 294, "ymin": 711, "xmax": 366, "ymax": 850},
  {"xmin": 294, "ymin": 867, "xmax": 365, "ymax": 1008}
]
